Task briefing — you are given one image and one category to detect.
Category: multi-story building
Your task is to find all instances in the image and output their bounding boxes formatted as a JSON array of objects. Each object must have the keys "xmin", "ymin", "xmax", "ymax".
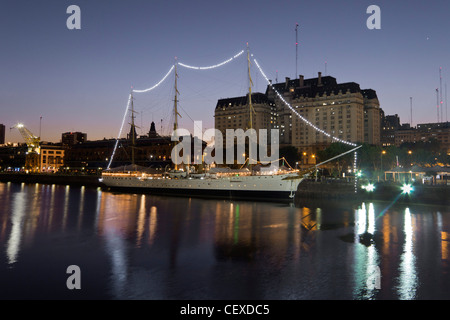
[
  {"xmin": 0, "ymin": 143, "xmax": 27, "ymax": 170},
  {"xmin": 64, "ymin": 122, "xmax": 206, "ymax": 171},
  {"xmin": 40, "ymin": 143, "xmax": 65, "ymax": 172},
  {"xmin": 381, "ymin": 114, "xmax": 401, "ymax": 147},
  {"xmin": 395, "ymin": 121, "xmax": 450, "ymax": 152},
  {"xmin": 65, "ymin": 136, "xmax": 174, "ymax": 171},
  {"xmin": 0, "ymin": 142, "xmax": 64, "ymax": 172},
  {"xmin": 62, "ymin": 132, "xmax": 87, "ymax": 146},
  {"xmin": 214, "ymin": 93, "xmax": 277, "ymax": 153},
  {"xmin": 363, "ymin": 89, "xmax": 381, "ymax": 145},
  {"xmin": 213, "ymin": 73, "xmax": 381, "ymax": 166},
  {"xmin": 267, "ymin": 73, "xmax": 381, "ymax": 164},
  {"xmin": 0, "ymin": 124, "xmax": 5, "ymax": 145}
]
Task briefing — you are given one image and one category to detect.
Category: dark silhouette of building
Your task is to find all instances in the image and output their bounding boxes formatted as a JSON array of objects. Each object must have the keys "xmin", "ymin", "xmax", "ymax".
[
  {"xmin": 0, "ymin": 143, "xmax": 27, "ymax": 170},
  {"xmin": 148, "ymin": 121, "xmax": 158, "ymax": 138},
  {"xmin": 62, "ymin": 132, "xmax": 87, "ymax": 146},
  {"xmin": 395, "ymin": 121, "xmax": 450, "ymax": 152},
  {"xmin": 0, "ymin": 124, "xmax": 5, "ymax": 145},
  {"xmin": 381, "ymin": 114, "xmax": 401, "ymax": 147}
]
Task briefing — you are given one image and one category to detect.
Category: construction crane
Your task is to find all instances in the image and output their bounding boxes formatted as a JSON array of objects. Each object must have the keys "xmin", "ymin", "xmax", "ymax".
[{"xmin": 11, "ymin": 123, "xmax": 41, "ymax": 171}]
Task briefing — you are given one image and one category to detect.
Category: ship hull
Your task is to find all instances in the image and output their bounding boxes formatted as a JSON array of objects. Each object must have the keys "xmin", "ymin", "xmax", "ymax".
[
  {"xmin": 104, "ymin": 185, "xmax": 293, "ymax": 201},
  {"xmin": 101, "ymin": 173, "xmax": 303, "ymax": 201}
]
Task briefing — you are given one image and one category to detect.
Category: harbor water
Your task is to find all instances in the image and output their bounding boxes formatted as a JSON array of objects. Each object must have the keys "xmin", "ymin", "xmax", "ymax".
[{"xmin": 0, "ymin": 181, "xmax": 449, "ymax": 300}]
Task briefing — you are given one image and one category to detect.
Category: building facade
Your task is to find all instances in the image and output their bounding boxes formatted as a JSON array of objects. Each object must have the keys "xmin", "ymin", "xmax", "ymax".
[
  {"xmin": 381, "ymin": 113, "xmax": 401, "ymax": 147},
  {"xmin": 214, "ymin": 93, "xmax": 277, "ymax": 159},
  {"xmin": 0, "ymin": 143, "xmax": 27, "ymax": 170},
  {"xmin": 62, "ymin": 132, "xmax": 87, "ymax": 146},
  {"xmin": 63, "ymin": 122, "xmax": 194, "ymax": 172},
  {"xmin": 0, "ymin": 142, "xmax": 64, "ymax": 172},
  {"xmin": 213, "ymin": 73, "xmax": 381, "ymax": 166},
  {"xmin": 40, "ymin": 143, "xmax": 65, "ymax": 172},
  {"xmin": 395, "ymin": 121, "xmax": 450, "ymax": 152},
  {"xmin": 267, "ymin": 73, "xmax": 381, "ymax": 164}
]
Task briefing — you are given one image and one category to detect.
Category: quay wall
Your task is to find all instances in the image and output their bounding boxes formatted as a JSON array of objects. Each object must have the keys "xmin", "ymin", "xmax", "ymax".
[
  {"xmin": 0, "ymin": 173, "xmax": 102, "ymax": 187},
  {"xmin": 297, "ymin": 179, "xmax": 449, "ymax": 206}
]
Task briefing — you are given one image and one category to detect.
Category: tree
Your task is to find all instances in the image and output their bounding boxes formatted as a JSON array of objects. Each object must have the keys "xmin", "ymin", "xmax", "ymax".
[
  {"xmin": 279, "ymin": 146, "xmax": 300, "ymax": 168},
  {"xmin": 316, "ymin": 143, "xmax": 353, "ymax": 176},
  {"xmin": 358, "ymin": 144, "xmax": 381, "ymax": 171}
]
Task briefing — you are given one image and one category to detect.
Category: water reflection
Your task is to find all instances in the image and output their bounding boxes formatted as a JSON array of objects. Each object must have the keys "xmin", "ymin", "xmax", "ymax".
[
  {"xmin": 353, "ymin": 202, "xmax": 380, "ymax": 299},
  {"xmin": 136, "ymin": 195, "xmax": 146, "ymax": 247},
  {"xmin": 397, "ymin": 208, "xmax": 418, "ymax": 299},
  {"xmin": 148, "ymin": 206, "xmax": 157, "ymax": 246},
  {"xmin": 0, "ymin": 182, "xmax": 449, "ymax": 299},
  {"xmin": 62, "ymin": 185, "xmax": 70, "ymax": 230},
  {"xmin": 213, "ymin": 201, "xmax": 303, "ymax": 263},
  {"xmin": 6, "ymin": 192, "xmax": 26, "ymax": 265},
  {"xmin": 1, "ymin": 183, "xmax": 103, "ymax": 267},
  {"xmin": 77, "ymin": 186, "xmax": 85, "ymax": 230}
]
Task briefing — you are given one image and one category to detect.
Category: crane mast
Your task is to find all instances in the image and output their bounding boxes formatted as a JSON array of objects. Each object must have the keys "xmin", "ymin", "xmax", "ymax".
[{"xmin": 11, "ymin": 123, "xmax": 41, "ymax": 171}]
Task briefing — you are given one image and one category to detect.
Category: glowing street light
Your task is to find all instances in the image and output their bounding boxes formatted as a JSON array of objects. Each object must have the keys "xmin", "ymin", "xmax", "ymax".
[
  {"xmin": 401, "ymin": 183, "xmax": 414, "ymax": 194},
  {"xmin": 362, "ymin": 183, "xmax": 375, "ymax": 192}
]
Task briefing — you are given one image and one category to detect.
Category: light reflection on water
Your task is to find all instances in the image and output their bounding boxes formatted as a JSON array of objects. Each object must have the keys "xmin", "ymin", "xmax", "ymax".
[
  {"xmin": 6, "ymin": 192, "xmax": 26, "ymax": 265},
  {"xmin": 0, "ymin": 182, "xmax": 449, "ymax": 299},
  {"xmin": 397, "ymin": 208, "xmax": 417, "ymax": 300}
]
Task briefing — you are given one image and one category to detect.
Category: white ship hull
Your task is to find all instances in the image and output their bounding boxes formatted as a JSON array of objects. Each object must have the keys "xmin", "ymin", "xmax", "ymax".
[{"xmin": 100, "ymin": 172, "xmax": 303, "ymax": 201}]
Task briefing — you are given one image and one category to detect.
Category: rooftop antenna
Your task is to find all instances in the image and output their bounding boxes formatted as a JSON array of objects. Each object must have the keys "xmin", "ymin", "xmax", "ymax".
[
  {"xmin": 39, "ymin": 116, "xmax": 42, "ymax": 140},
  {"xmin": 140, "ymin": 110, "xmax": 143, "ymax": 136},
  {"xmin": 436, "ymin": 88, "xmax": 440, "ymax": 123},
  {"xmin": 446, "ymin": 83, "xmax": 448, "ymax": 122},
  {"xmin": 325, "ymin": 61, "xmax": 327, "ymax": 76},
  {"xmin": 276, "ymin": 70, "xmax": 278, "ymax": 83},
  {"xmin": 295, "ymin": 23, "xmax": 299, "ymax": 78},
  {"xmin": 410, "ymin": 97, "xmax": 413, "ymax": 127},
  {"xmin": 440, "ymin": 67, "xmax": 444, "ymax": 123}
]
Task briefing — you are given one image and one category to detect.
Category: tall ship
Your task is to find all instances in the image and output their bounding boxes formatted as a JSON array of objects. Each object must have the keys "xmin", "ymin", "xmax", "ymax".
[{"xmin": 101, "ymin": 47, "xmax": 306, "ymax": 201}]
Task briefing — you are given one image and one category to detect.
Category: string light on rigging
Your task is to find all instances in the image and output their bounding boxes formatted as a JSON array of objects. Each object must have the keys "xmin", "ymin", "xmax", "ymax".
[
  {"xmin": 132, "ymin": 65, "xmax": 175, "ymax": 93},
  {"xmin": 354, "ymin": 151, "xmax": 358, "ymax": 193},
  {"xmin": 177, "ymin": 50, "xmax": 244, "ymax": 70},
  {"xmin": 107, "ymin": 92, "xmax": 133, "ymax": 170}
]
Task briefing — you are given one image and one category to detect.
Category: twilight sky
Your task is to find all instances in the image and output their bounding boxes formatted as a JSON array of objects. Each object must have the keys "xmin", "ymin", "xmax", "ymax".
[{"xmin": 1, "ymin": 0, "xmax": 450, "ymax": 143}]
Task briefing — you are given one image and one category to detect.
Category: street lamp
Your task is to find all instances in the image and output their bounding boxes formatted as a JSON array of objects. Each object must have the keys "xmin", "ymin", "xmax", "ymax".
[
  {"xmin": 362, "ymin": 183, "xmax": 375, "ymax": 192},
  {"xmin": 380, "ymin": 150, "xmax": 386, "ymax": 180},
  {"xmin": 401, "ymin": 183, "xmax": 413, "ymax": 194}
]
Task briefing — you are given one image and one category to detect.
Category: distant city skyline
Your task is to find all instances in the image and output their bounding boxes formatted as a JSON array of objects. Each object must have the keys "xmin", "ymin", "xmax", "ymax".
[{"xmin": 1, "ymin": 0, "xmax": 450, "ymax": 143}]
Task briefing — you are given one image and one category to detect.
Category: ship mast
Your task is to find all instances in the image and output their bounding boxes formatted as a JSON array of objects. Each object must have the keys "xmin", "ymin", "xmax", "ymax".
[
  {"xmin": 246, "ymin": 43, "xmax": 256, "ymax": 170},
  {"xmin": 247, "ymin": 43, "xmax": 255, "ymax": 130},
  {"xmin": 130, "ymin": 91, "xmax": 137, "ymax": 168},
  {"xmin": 173, "ymin": 59, "xmax": 180, "ymax": 170}
]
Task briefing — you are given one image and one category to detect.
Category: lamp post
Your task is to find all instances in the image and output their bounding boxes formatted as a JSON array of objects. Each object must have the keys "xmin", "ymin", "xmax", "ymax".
[
  {"xmin": 381, "ymin": 150, "xmax": 386, "ymax": 180},
  {"xmin": 408, "ymin": 150, "xmax": 412, "ymax": 167}
]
